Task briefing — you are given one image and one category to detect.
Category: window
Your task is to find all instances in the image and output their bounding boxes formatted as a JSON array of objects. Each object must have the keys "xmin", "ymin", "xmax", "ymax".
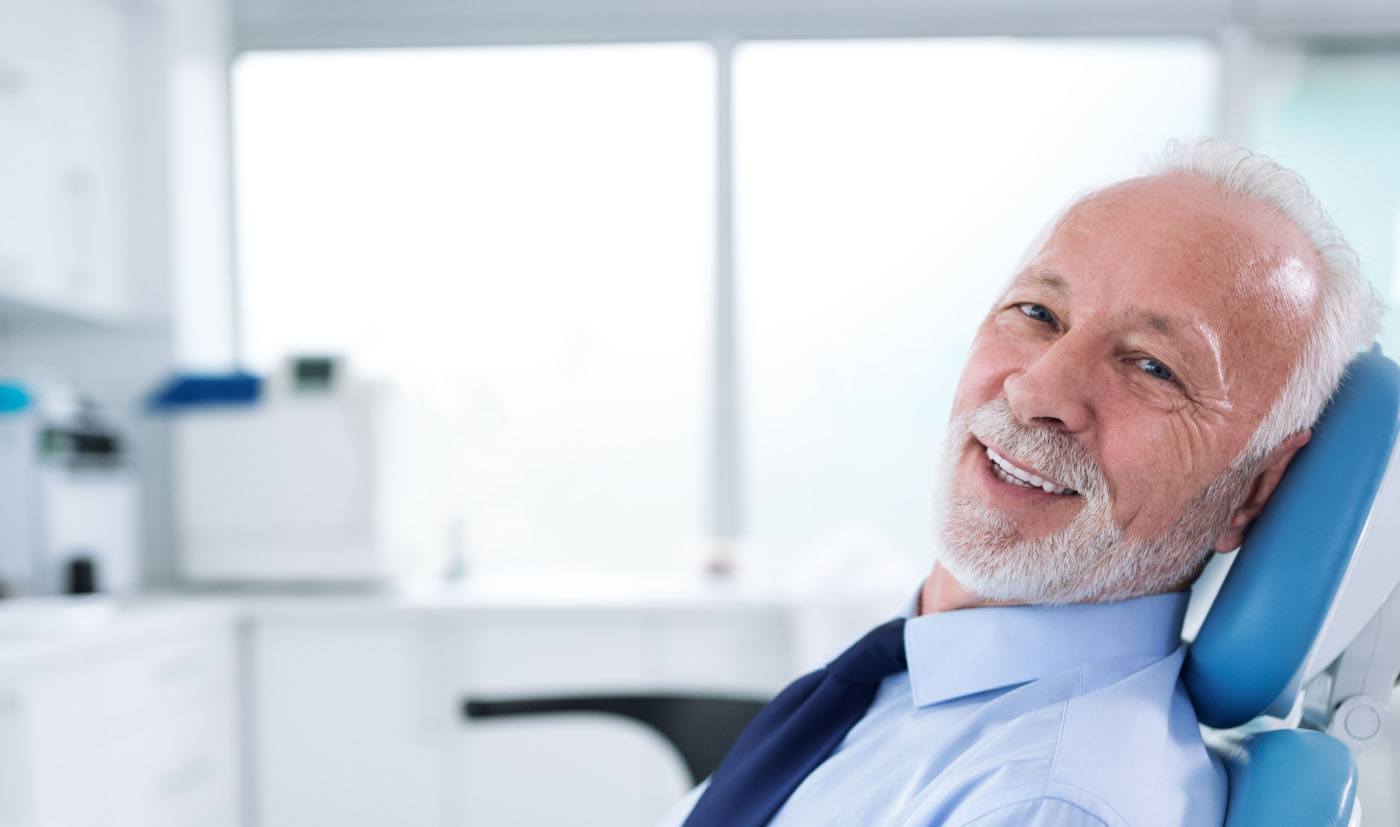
[
  {"xmin": 233, "ymin": 37, "xmax": 1221, "ymax": 578},
  {"xmin": 233, "ymin": 45, "xmax": 714, "ymax": 574},
  {"xmin": 735, "ymin": 39, "xmax": 1219, "ymax": 568},
  {"xmin": 1252, "ymin": 39, "xmax": 1400, "ymax": 354}
]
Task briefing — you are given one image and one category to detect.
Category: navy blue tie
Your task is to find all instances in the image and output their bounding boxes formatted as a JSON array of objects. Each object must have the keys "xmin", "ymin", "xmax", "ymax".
[{"xmin": 682, "ymin": 618, "xmax": 908, "ymax": 827}]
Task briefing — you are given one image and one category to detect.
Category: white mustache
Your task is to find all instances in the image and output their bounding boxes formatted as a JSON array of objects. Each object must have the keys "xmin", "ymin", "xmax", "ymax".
[{"xmin": 961, "ymin": 399, "xmax": 1107, "ymax": 498}]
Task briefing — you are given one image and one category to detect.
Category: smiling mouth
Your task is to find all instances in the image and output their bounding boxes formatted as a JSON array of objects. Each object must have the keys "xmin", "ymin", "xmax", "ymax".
[{"xmin": 983, "ymin": 445, "xmax": 1078, "ymax": 496}]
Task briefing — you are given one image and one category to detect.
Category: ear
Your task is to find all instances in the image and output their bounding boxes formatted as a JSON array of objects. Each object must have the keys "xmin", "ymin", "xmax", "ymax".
[{"xmin": 1210, "ymin": 430, "xmax": 1312, "ymax": 552}]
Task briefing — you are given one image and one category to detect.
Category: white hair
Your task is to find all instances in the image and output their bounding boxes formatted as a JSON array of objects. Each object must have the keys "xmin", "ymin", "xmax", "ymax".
[{"xmin": 1149, "ymin": 137, "xmax": 1385, "ymax": 463}]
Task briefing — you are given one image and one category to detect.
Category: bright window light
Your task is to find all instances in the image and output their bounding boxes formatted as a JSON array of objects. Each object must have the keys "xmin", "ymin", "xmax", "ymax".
[
  {"xmin": 233, "ymin": 45, "xmax": 714, "ymax": 575},
  {"xmin": 735, "ymin": 38, "xmax": 1220, "ymax": 570},
  {"xmin": 1252, "ymin": 41, "xmax": 1400, "ymax": 354}
]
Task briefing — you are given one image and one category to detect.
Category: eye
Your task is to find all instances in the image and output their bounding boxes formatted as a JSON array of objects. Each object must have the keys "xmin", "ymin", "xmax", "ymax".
[
  {"xmin": 1017, "ymin": 303, "xmax": 1057, "ymax": 327},
  {"xmin": 1136, "ymin": 357, "xmax": 1175, "ymax": 383}
]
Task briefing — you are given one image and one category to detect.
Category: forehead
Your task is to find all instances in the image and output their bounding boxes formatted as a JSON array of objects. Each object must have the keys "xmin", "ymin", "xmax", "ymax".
[
  {"xmin": 1043, "ymin": 175, "xmax": 1317, "ymax": 306},
  {"xmin": 1018, "ymin": 174, "xmax": 1320, "ymax": 404}
]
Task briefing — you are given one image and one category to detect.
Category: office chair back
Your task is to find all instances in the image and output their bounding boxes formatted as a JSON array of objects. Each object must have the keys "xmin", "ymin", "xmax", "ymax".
[{"xmin": 463, "ymin": 693, "xmax": 765, "ymax": 785}]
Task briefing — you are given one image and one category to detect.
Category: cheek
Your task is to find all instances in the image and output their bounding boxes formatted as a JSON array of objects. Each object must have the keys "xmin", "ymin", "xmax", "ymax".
[
  {"xmin": 950, "ymin": 324, "xmax": 1023, "ymax": 417},
  {"xmin": 1096, "ymin": 406, "xmax": 1220, "ymax": 535}
]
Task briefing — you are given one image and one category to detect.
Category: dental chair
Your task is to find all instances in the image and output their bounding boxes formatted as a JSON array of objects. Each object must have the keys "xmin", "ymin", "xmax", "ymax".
[
  {"xmin": 465, "ymin": 348, "xmax": 1400, "ymax": 826},
  {"xmin": 1184, "ymin": 347, "xmax": 1400, "ymax": 826}
]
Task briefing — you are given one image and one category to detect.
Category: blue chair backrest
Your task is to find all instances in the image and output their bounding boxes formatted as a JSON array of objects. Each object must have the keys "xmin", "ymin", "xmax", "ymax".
[
  {"xmin": 1183, "ymin": 348, "xmax": 1400, "ymax": 827},
  {"xmin": 1185, "ymin": 348, "xmax": 1400, "ymax": 727}
]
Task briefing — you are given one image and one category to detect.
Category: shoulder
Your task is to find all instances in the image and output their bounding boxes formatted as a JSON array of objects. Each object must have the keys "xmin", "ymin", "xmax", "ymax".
[
  {"xmin": 1047, "ymin": 652, "xmax": 1227, "ymax": 826},
  {"xmin": 919, "ymin": 651, "xmax": 1225, "ymax": 826}
]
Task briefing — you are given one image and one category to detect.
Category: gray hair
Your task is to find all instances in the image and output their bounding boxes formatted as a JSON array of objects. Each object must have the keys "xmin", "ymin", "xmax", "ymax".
[{"xmin": 1149, "ymin": 137, "xmax": 1385, "ymax": 463}]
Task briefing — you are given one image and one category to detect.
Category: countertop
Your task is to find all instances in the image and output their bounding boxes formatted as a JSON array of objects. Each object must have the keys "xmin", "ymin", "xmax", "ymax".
[{"xmin": 0, "ymin": 575, "xmax": 912, "ymax": 674}]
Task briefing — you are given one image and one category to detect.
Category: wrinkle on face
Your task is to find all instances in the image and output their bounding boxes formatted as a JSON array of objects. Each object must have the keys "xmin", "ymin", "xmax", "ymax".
[
  {"xmin": 1193, "ymin": 322, "xmax": 1232, "ymax": 410},
  {"xmin": 1212, "ymin": 254, "xmax": 1318, "ymax": 433},
  {"xmin": 948, "ymin": 171, "xmax": 1326, "ymax": 549},
  {"xmin": 934, "ymin": 170, "xmax": 1339, "ymax": 605},
  {"xmin": 1106, "ymin": 378, "xmax": 1232, "ymax": 537}
]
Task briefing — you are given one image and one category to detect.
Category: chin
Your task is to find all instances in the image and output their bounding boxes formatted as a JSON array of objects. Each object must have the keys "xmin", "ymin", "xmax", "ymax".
[{"xmin": 936, "ymin": 488, "xmax": 1123, "ymax": 605}]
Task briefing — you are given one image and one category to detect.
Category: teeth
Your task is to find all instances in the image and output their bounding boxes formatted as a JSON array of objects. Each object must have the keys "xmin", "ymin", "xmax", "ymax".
[
  {"xmin": 993, "ymin": 465, "xmax": 1031, "ymax": 487},
  {"xmin": 985, "ymin": 447, "xmax": 1073, "ymax": 495}
]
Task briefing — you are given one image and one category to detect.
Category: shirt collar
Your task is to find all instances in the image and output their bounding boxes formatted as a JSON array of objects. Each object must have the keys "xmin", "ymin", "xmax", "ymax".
[{"xmin": 899, "ymin": 590, "xmax": 1188, "ymax": 707}]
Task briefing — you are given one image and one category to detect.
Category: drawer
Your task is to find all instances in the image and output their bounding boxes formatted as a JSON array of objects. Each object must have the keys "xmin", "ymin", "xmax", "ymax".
[
  {"xmin": 100, "ymin": 632, "xmax": 234, "ymax": 728},
  {"xmin": 102, "ymin": 687, "xmax": 238, "ymax": 827}
]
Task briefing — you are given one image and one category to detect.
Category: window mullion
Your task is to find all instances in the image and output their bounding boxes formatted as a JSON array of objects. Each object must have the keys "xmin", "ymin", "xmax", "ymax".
[{"xmin": 708, "ymin": 35, "xmax": 742, "ymax": 574}]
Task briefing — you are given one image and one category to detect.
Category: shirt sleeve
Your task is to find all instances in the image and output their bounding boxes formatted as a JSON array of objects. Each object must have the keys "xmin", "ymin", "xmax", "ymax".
[
  {"xmin": 654, "ymin": 779, "xmax": 709, "ymax": 827},
  {"xmin": 956, "ymin": 798, "xmax": 1110, "ymax": 827}
]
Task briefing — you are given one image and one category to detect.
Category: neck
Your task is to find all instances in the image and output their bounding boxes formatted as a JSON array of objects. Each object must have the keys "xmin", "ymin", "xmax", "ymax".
[{"xmin": 919, "ymin": 564, "xmax": 1005, "ymax": 614}]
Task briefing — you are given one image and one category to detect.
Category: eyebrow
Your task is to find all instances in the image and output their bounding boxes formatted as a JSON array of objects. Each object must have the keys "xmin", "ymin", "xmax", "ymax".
[
  {"xmin": 1027, "ymin": 269, "xmax": 1070, "ymax": 296},
  {"xmin": 1133, "ymin": 310, "xmax": 1173, "ymax": 336},
  {"xmin": 1120, "ymin": 305, "xmax": 1185, "ymax": 341}
]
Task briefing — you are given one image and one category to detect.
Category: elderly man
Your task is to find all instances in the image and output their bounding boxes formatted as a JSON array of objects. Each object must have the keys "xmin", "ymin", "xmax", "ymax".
[{"xmin": 661, "ymin": 138, "xmax": 1383, "ymax": 827}]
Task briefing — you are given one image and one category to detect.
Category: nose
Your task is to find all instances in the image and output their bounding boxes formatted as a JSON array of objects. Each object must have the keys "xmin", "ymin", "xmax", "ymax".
[{"xmin": 1004, "ymin": 337, "xmax": 1093, "ymax": 433}]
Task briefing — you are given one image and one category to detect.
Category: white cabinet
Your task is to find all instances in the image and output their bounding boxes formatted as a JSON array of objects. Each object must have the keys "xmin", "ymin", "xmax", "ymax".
[
  {"xmin": 0, "ymin": 610, "xmax": 240, "ymax": 827},
  {"xmin": 49, "ymin": 0, "xmax": 135, "ymax": 315},
  {"xmin": 251, "ymin": 619, "xmax": 450, "ymax": 827},
  {"xmin": 250, "ymin": 603, "xmax": 794, "ymax": 827},
  {"xmin": 0, "ymin": 0, "xmax": 137, "ymax": 321},
  {"xmin": 97, "ymin": 630, "xmax": 241, "ymax": 827},
  {"xmin": 0, "ymin": 684, "xmax": 30, "ymax": 825},
  {"xmin": 14, "ymin": 665, "xmax": 107, "ymax": 827},
  {"xmin": 0, "ymin": 0, "xmax": 64, "ymax": 303}
]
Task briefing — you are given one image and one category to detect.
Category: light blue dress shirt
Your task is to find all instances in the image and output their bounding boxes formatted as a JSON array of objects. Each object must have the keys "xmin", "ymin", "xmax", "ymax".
[{"xmin": 659, "ymin": 591, "xmax": 1226, "ymax": 826}]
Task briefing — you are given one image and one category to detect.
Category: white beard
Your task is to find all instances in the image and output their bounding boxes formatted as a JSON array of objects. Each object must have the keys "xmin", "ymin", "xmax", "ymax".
[{"xmin": 934, "ymin": 399, "xmax": 1254, "ymax": 605}]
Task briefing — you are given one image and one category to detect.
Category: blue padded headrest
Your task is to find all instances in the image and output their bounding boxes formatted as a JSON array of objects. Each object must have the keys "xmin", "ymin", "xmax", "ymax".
[{"xmin": 1184, "ymin": 348, "xmax": 1400, "ymax": 729}]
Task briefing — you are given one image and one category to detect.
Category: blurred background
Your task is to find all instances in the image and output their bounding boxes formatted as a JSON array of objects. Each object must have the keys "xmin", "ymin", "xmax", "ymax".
[{"xmin": 2, "ymin": 0, "xmax": 1400, "ymax": 825}]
